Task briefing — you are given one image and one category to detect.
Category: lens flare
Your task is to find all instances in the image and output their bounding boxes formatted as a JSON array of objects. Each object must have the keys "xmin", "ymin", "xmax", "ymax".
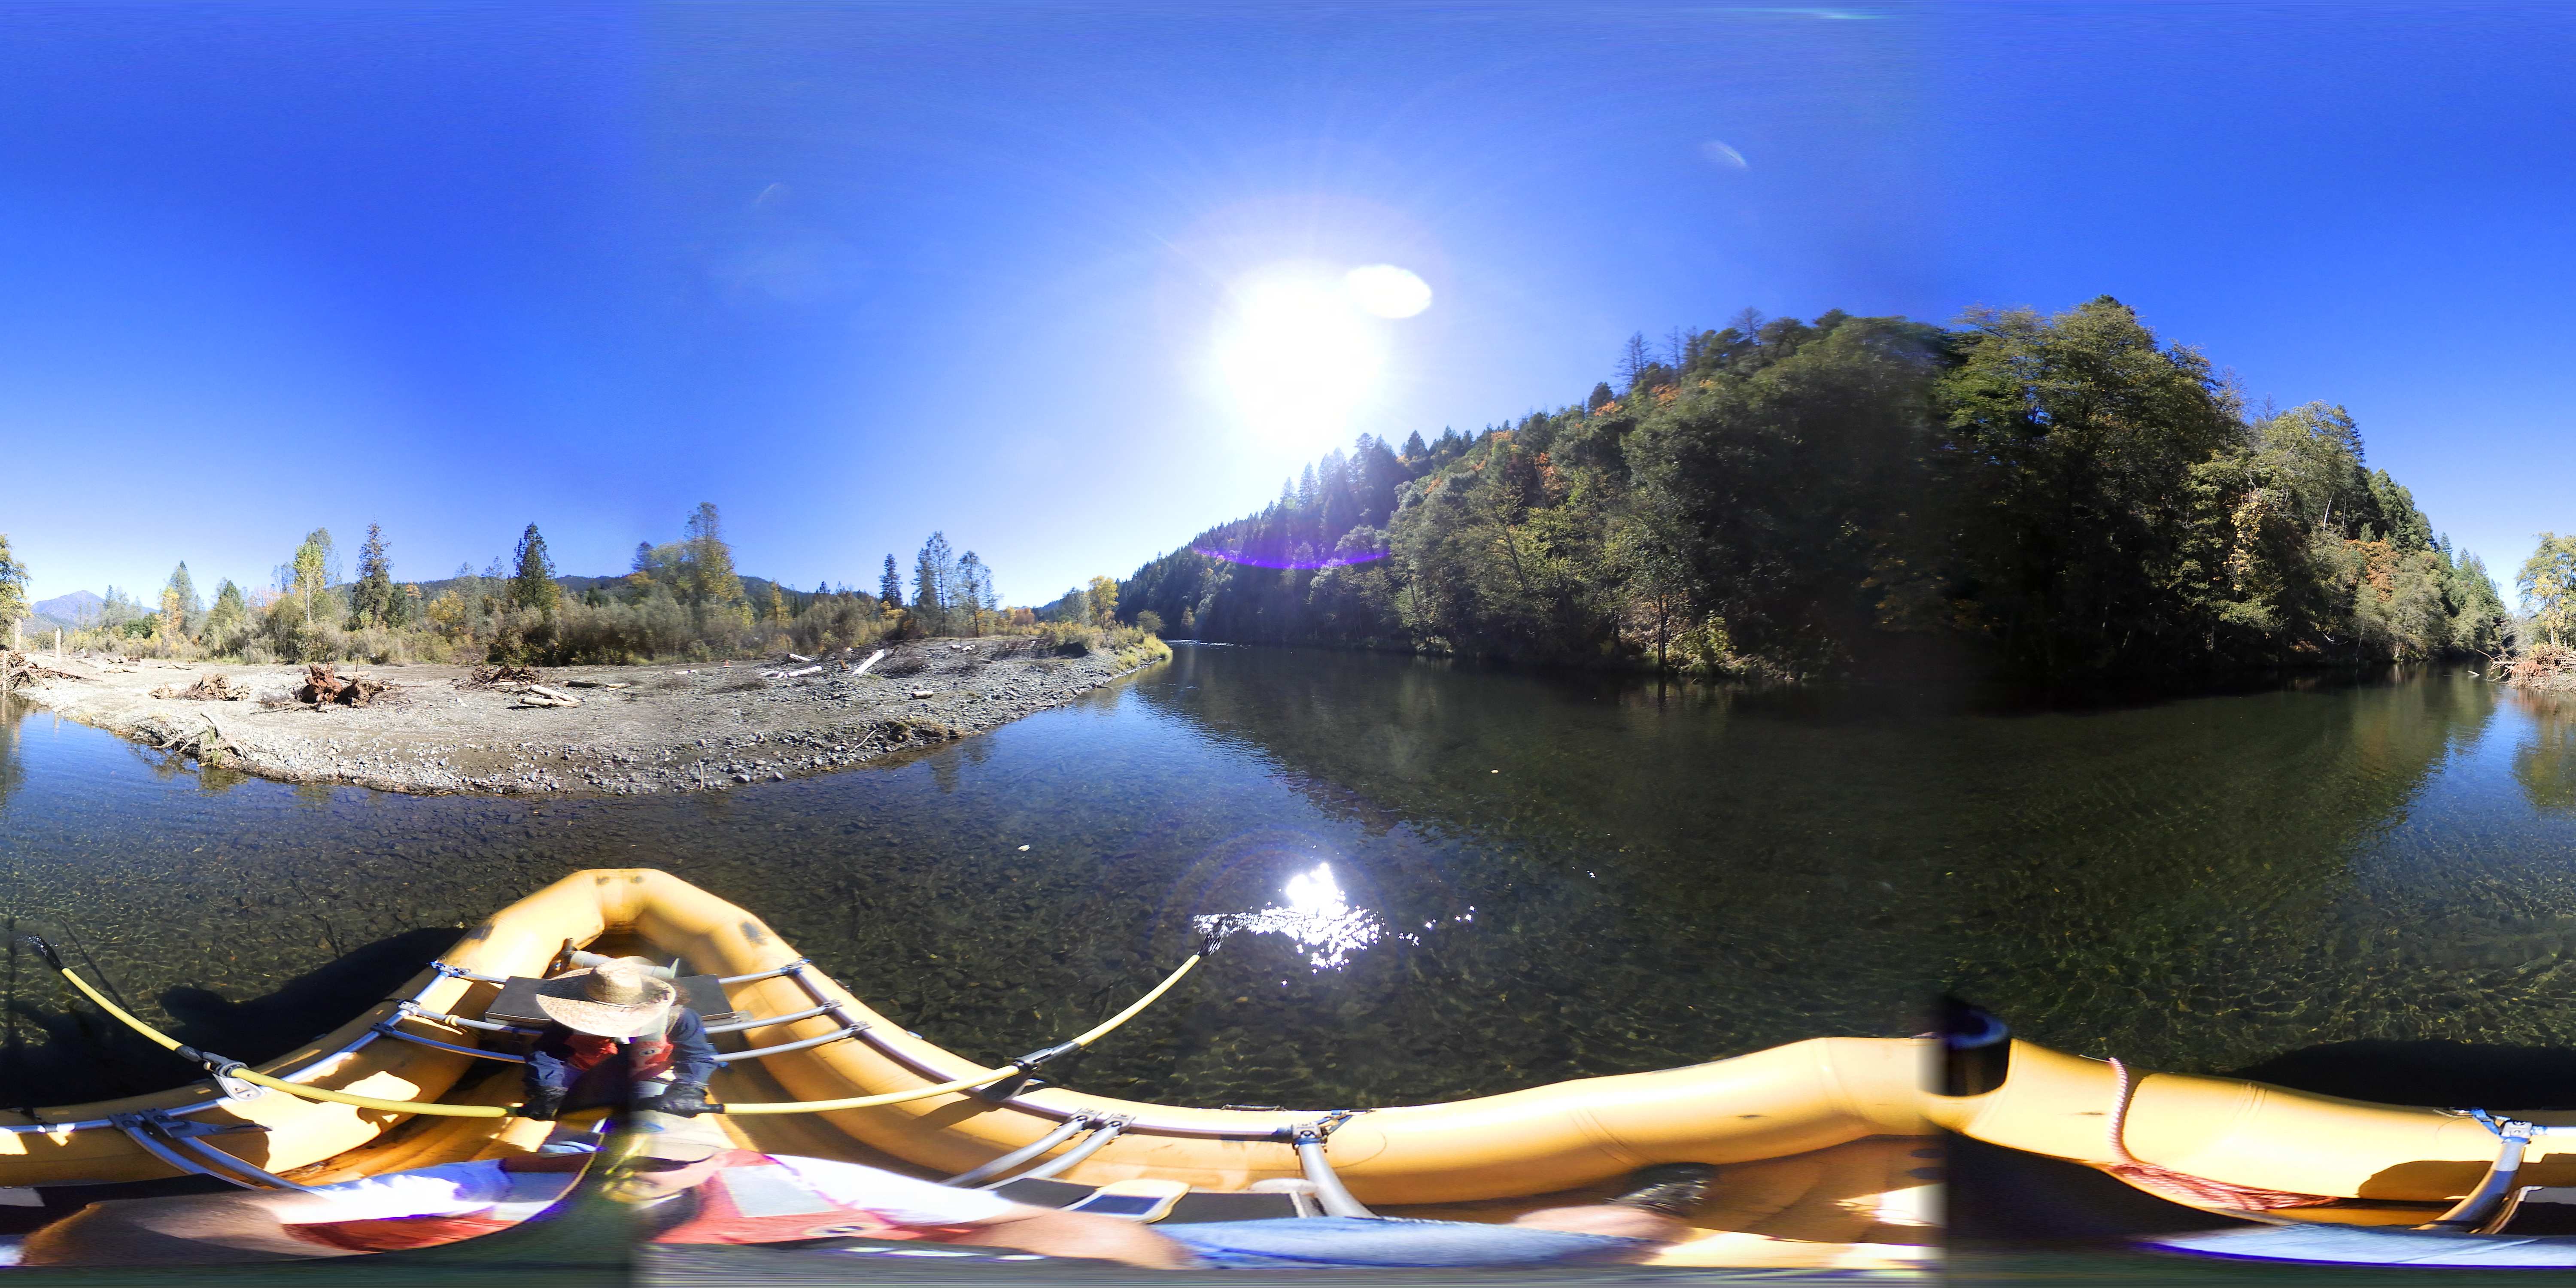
[
  {"xmin": 1343, "ymin": 264, "xmax": 1431, "ymax": 319},
  {"xmin": 1192, "ymin": 538, "xmax": 1388, "ymax": 571}
]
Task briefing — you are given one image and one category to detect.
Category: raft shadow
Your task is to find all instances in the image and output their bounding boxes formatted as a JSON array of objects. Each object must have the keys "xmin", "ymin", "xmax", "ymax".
[
  {"xmin": 2232, "ymin": 1039, "xmax": 2576, "ymax": 1110},
  {"xmin": 1, "ymin": 927, "xmax": 460, "ymax": 1111}
]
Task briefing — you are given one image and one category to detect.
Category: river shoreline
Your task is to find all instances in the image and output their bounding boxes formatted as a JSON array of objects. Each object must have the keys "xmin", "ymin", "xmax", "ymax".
[{"xmin": 1, "ymin": 636, "xmax": 1167, "ymax": 796}]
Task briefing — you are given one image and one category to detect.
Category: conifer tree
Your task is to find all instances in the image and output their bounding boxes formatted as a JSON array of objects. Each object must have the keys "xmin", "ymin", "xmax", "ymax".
[
  {"xmin": 879, "ymin": 555, "xmax": 903, "ymax": 605},
  {"xmin": 352, "ymin": 525, "xmax": 395, "ymax": 627},
  {"xmin": 914, "ymin": 532, "xmax": 955, "ymax": 620},
  {"xmin": 956, "ymin": 553, "xmax": 988, "ymax": 635},
  {"xmin": 164, "ymin": 562, "xmax": 200, "ymax": 636},
  {"xmin": 511, "ymin": 523, "xmax": 561, "ymax": 614}
]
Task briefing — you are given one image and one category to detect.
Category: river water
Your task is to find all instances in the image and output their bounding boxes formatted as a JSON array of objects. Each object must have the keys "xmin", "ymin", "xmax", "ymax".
[{"xmin": 2, "ymin": 649, "xmax": 2572, "ymax": 1112}]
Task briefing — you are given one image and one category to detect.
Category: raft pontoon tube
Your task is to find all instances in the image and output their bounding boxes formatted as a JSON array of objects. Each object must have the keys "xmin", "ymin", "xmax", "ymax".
[
  {"xmin": 1926, "ymin": 1036, "xmax": 2576, "ymax": 1229},
  {"xmin": 7, "ymin": 869, "xmax": 1939, "ymax": 1270}
]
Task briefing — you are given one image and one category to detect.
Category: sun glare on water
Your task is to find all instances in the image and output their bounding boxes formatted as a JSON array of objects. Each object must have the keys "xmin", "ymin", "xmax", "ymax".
[
  {"xmin": 1215, "ymin": 264, "xmax": 1430, "ymax": 445},
  {"xmin": 1194, "ymin": 862, "xmax": 1425, "ymax": 971}
]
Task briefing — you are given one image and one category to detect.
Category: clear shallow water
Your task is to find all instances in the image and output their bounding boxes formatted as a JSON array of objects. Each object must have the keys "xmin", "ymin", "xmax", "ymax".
[{"xmin": 2, "ymin": 650, "xmax": 2572, "ymax": 1112}]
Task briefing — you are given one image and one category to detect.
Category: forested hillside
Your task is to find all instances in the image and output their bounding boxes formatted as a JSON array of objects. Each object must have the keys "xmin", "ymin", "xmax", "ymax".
[{"xmin": 1121, "ymin": 298, "xmax": 2510, "ymax": 683}]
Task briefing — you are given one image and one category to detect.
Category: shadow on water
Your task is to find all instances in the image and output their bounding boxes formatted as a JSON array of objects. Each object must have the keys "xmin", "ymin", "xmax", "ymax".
[
  {"xmin": 2233, "ymin": 1038, "xmax": 2576, "ymax": 1110},
  {"xmin": 0, "ymin": 923, "xmax": 461, "ymax": 1108}
]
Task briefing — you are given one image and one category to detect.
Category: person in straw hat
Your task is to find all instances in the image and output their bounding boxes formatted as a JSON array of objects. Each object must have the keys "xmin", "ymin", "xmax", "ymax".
[{"xmin": 518, "ymin": 957, "xmax": 718, "ymax": 1125}]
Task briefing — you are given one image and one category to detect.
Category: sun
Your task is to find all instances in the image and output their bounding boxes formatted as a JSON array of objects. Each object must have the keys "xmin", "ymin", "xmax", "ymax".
[{"xmin": 1215, "ymin": 270, "xmax": 1387, "ymax": 445}]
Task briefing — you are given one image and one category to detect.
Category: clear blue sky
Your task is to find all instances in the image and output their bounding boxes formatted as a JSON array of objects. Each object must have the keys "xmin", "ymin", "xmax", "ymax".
[{"xmin": 3, "ymin": 3, "xmax": 2567, "ymax": 607}]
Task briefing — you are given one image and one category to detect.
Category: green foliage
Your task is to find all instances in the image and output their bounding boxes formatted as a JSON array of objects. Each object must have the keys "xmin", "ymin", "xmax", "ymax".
[
  {"xmin": 1123, "ymin": 301, "xmax": 2506, "ymax": 682},
  {"xmin": 511, "ymin": 522, "xmax": 562, "ymax": 614},
  {"xmin": 1134, "ymin": 609, "xmax": 1163, "ymax": 637},
  {"xmin": 202, "ymin": 580, "xmax": 250, "ymax": 653},
  {"xmin": 681, "ymin": 502, "xmax": 746, "ymax": 610},
  {"xmin": 2521, "ymin": 533, "xmax": 2576, "ymax": 647},
  {"xmin": 0, "ymin": 533, "xmax": 27, "ymax": 629},
  {"xmin": 1085, "ymin": 574, "xmax": 1119, "ymax": 627},
  {"xmin": 289, "ymin": 528, "xmax": 336, "ymax": 626},
  {"xmin": 352, "ymin": 523, "xmax": 398, "ymax": 628},
  {"xmin": 164, "ymin": 562, "xmax": 200, "ymax": 637}
]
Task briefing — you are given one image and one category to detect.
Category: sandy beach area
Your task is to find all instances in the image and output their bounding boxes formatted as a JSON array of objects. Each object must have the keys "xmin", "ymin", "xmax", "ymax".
[{"xmin": 1, "ymin": 636, "xmax": 1164, "ymax": 796}]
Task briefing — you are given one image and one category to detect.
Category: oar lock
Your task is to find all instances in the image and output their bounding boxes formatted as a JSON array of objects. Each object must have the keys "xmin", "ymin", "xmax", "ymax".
[
  {"xmin": 1283, "ymin": 1107, "xmax": 1365, "ymax": 1144},
  {"xmin": 170, "ymin": 1044, "xmax": 264, "ymax": 1103},
  {"xmin": 976, "ymin": 1039, "xmax": 1087, "ymax": 1103}
]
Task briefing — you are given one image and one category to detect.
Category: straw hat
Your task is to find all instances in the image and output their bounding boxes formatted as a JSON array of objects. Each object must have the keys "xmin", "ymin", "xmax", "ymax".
[{"xmin": 533, "ymin": 959, "xmax": 676, "ymax": 1038}]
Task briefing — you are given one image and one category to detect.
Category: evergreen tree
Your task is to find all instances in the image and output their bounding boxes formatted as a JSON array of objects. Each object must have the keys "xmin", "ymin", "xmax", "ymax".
[
  {"xmin": 914, "ymin": 532, "xmax": 955, "ymax": 622},
  {"xmin": 879, "ymin": 555, "xmax": 903, "ymax": 605},
  {"xmin": 164, "ymin": 562, "xmax": 200, "ymax": 635},
  {"xmin": 352, "ymin": 524, "xmax": 395, "ymax": 627},
  {"xmin": 511, "ymin": 522, "xmax": 561, "ymax": 614},
  {"xmin": 1618, "ymin": 331, "xmax": 1653, "ymax": 390},
  {"xmin": 953, "ymin": 551, "xmax": 979, "ymax": 636}
]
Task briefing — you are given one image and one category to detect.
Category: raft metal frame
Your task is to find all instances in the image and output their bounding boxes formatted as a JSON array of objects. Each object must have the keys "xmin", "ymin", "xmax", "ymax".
[
  {"xmin": 739, "ymin": 960, "xmax": 1361, "ymax": 1145},
  {"xmin": 3, "ymin": 966, "xmax": 451, "ymax": 1136},
  {"xmin": 990, "ymin": 1117, "xmax": 1127, "ymax": 1186},
  {"xmin": 9, "ymin": 951, "xmax": 1361, "ymax": 1162},
  {"xmin": 2425, "ymin": 1110, "xmax": 2576, "ymax": 1233}
]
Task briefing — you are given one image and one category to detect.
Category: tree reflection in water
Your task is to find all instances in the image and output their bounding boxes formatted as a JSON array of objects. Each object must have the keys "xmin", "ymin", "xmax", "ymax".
[{"xmin": 2512, "ymin": 691, "xmax": 2576, "ymax": 814}]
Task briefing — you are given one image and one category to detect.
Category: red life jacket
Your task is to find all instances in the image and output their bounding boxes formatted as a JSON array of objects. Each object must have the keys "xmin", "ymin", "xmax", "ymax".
[
  {"xmin": 559, "ymin": 1022, "xmax": 675, "ymax": 1081},
  {"xmin": 647, "ymin": 1149, "xmax": 986, "ymax": 1246}
]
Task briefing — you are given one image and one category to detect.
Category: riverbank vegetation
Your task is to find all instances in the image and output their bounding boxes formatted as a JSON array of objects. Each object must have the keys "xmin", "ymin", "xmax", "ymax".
[
  {"xmin": 4, "ymin": 508, "xmax": 1150, "ymax": 668},
  {"xmin": 2506, "ymin": 534, "xmax": 2576, "ymax": 692},
  {"xmin": 1121, "ymin": 298, "xmax": 2521, "ymax": 683}
]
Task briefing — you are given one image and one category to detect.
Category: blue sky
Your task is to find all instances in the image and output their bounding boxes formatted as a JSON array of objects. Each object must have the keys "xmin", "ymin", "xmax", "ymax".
[{"xmin": 2, "ymin": 2, "xmax": 2567, "ymax": 607}]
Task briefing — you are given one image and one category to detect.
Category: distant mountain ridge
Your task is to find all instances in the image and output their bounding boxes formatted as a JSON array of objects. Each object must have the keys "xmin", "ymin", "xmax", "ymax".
[{"xmin": 27, "ymin": 589, "xmax": 102, "ymax": 634}]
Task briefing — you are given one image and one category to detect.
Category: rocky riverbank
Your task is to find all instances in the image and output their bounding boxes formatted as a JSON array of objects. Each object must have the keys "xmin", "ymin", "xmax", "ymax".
[{"xmin": 0, "ymin": 635, "xmax": 1168, "ymax": 796}]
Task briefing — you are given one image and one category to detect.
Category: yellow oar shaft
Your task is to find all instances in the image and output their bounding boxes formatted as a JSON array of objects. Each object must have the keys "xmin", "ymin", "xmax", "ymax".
[
  {"xmin": 716, "ymin": 951, "xmax": 1206, "ymax": 1115},
  {"xmin": 1071, "ymin": 952, "xmax": 1201, "ymax": 1047},
  {"xmin": 50, "ymin": 947, "xmax": 1210, "ymax": 1121},
  {"xmin": 53, "ymin": 965, "xmax": 510, "ymax": 1119}
]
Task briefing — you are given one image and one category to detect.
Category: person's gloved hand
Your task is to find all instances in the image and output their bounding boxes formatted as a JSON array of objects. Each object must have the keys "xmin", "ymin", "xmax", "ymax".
[
  {"xmin": 647, "ymin": 1084, "xmax": 714, "ymax": 1117},
  {"xmin": 515, "ymin": 1087, "xmax": 566, "ymax": 1121}
]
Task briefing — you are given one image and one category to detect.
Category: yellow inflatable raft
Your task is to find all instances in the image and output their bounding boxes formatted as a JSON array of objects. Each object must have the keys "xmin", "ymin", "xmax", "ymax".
[
  {"xmin": 1929, "ymin": 1038, "xmax": 2576, "ymax": 1230},
  {"xmin": 5, "ymin": 869, "xmax": 1937, "ymax": 1271}
]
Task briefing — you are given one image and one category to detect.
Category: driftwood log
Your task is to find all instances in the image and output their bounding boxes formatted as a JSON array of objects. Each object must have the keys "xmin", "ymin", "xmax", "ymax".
[
  {"xmin": 513, "ymin": 684, "xmax": 583, "ymax": 708},
  {"xmin": 296, "ymin": 663, "xmax": 391, "ymax": 707},
  {"xmin": 152, "ymin": 673, "xmax": 251, "ymax": 702},
  {"xmin": 2, "ymin": 650, "xmax": 85, "ymax": 693},
  {"xmin": 456, "ymin": 664, "xmax": 541, "ymax": 690}
]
